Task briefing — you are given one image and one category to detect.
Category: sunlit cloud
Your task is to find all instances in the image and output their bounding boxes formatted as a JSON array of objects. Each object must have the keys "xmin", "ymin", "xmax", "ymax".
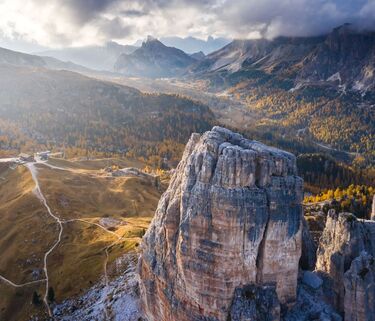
[{"xmin": 0, "ymin": 0, "xmax": 374, "ymax": 50}]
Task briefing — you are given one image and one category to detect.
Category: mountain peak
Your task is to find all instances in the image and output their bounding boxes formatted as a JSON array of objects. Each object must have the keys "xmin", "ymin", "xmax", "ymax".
[
  {"xmin": 145, "ymin": 35, "xmax": 158, "ymax": 43},
  {"xmin": 141, "ymin": 36, "xmax": 165, "ymax": 49},
  {"xmin": 331, "ymin": 23, "xmax": 354, "ymax": 35},
  {"xmin": 139, "ymin": 126, "xmax": 303, "ymax": 321}
]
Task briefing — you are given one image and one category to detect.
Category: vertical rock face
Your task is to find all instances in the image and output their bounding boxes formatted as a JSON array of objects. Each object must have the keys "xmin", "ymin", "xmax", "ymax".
[
  {"xmin": 344, "ymin": 251, "xmax": 375, "ymax": 321},
  {"xmin": 316, "ymin": 210, "xmax": 375, "ymax": 315},
  {"xmin": 138, "ymin": 126, "xmax": 303, "ymax": 321},
  {"xmin": 371, "ymin": 195, "xmax": 375, "ymax": 220},
  {"xmin": 300, "ymin": 216, "xmax": 317, "ymax": 270}
]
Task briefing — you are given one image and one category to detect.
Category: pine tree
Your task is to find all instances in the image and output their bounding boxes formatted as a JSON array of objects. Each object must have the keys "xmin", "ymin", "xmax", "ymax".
[
  {"xmin": 47, "ymin": 287, "xmax": 55, "ymax": 302},
  {"xmin": 32, "ymin": 291, "xmax": 41, "ymax": 305}
]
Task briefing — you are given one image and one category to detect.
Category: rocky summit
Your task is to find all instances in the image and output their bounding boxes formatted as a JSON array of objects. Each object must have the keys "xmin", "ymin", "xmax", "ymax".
[
  {"xmin": 316, "ymin": 210, "xmax": 375, "ymax": 320},
  {"xmin": 138, "ymin": 126, "xmax": 303, "ymax": 321}
]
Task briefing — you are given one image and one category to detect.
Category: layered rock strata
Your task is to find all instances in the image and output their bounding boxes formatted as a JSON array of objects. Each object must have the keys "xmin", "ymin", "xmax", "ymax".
[
  {"xmin": 138, "ymin": 126, "xmax": 303, "ymax": 321},
  {"xmin": 344, "ymin": 251, "xmax": 375, "ymax": 321},
  {"xmin": 300, "ymin": 216, "xmax": 317, "ymax": 270},
  {"xmin": 316, "ymin": 210, "xmax": 375, "ymax": 317}
]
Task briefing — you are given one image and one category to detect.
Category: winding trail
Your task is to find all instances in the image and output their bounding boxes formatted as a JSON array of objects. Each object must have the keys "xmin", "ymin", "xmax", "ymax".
[
  {"xmin": 62, "ymin": 218, "xmax": 125, "ymax": 319},
  {"xmin": 0, "ymin": 157, "xmax": 128, "ymax": 319},
  {"xmin": 0, "ymin": 275, "xmax": 46, "ymax": 288},
  {"xmin": 25, "ymin": 162, "xmax": 64, "ymax": 317}
]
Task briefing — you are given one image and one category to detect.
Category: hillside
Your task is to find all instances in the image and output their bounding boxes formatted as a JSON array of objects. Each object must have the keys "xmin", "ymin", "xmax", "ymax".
[
  {"xmin": 187, "ymin": 25, "xmax": 375, "ymax": 160},
  {"xmin": 0, "ymin": 64, "xmax": 215, "ymax": 166},
  {"xmin": 114, "ymin": 37, "xmax": 197, "ymax": 78},
  {"xmin": 0, "ymin": 47, "xmax": 91, "ymax": 73},
  {"xmin": 37, "ymin": 41, "xmax": 138, "ymax": 71},
  {"xmin": 0, "ymin": 157, "xmax": 163, "ymax": 320}
]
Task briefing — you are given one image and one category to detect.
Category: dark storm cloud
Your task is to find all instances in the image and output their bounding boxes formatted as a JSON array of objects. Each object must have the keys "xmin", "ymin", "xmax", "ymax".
[
  {"xmin": 58, "ymin": 0, "xmax": 122, "ymax": 24},
  {"xmin": 120, "ymin": 9, "xmax": 149, "ymax": 17},
  {"xmin": 60, "ymin": 0, "xmax": 375, "ymax": 39},
  {"xmin": 96, "ymin": 17, "xmax": 134, "ymax": 38},
  {"xmin": 211, "ymin": 0, "xmax": 375, "ymax": 38},
  {"xmin": 1, "ymin": 0, "xmax": 375, "ymax": 48}
]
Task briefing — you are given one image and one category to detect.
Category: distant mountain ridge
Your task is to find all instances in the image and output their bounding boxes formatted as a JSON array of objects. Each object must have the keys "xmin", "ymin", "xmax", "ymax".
[
  {"xmin": 133, "ymin": 36, "xmax": 231, "ymax": 55},
  {"xmin": 114, "ymin": 37, "xmax": 197, "ymax": 78},
  {"xmin": 37, "ymin": 41, "xmax": 138, "ymax": 71},
  {"xmin": 0, "ymin": 46, "xmax": 92, "ymax": 73},
  {"xmin": 0, "ymin": 63, "xmax": 215, "ymax": 162},
  {"xmin": 187, "ymin": 24, "xmax": 375, "ymax": 159},
  {"xmin": 189, "ymin": 24, "xmax": 375, "ymax": 94}
]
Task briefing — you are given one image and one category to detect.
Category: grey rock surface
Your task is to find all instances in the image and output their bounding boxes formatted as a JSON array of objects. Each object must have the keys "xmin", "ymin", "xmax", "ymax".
[
  {"xmin": 316, "ymin": 210, "xmax": 375, "ymax": 314},
  {"xmin": 228, "ymin": 284, "xmax": 280, "ymax": 321},
  {"xmin": 284, "ymin": 281, "xmax": 342, "ymax": 321},
  {"xmin": 300, "ymin": 216, "xmax": 317, "ymax": 270},
  {"xmin": 138, "ymin": 126, "xmax": 303, "ymax": 321},
  {"xmin": 344, "ymin": 251, "xmax": 375, "ymax": 321},
  {"xmin": 302, "ymin": 271, "xmax": 323, "ymax": 290}
]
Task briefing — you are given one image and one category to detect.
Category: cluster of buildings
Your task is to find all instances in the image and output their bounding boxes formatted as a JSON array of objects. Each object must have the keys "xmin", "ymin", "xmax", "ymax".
[{"xmin": 17, "ymin": 151, "xmax": 64, "ymax": 163}]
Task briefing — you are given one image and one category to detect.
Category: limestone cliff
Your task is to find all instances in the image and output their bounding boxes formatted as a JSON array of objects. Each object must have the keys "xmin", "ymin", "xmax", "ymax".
[
  {"xmin": 316, "ymin": 210, "xmax": 375, "ymax": 317},
  {"xmin": 344, "ymin": 251, "xmax": 375, "ymax": 321},
  {"xmin": 138, "ymin": 126, "xmax": 303, "ymax": 321},
  {"xmin": 300, "ymin": 216, "xmax": 317, "ymax": 270}
]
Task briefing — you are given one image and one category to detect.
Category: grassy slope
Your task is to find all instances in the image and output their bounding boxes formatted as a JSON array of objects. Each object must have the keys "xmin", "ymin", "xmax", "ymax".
[{"xmin": 0, "ymin": 157, "xmax": 163, "ymax": 321}]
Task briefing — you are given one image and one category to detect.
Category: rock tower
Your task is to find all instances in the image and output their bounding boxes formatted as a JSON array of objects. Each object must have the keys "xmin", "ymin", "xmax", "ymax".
[{"xmin": 138, "ymin": 127, "xmax": 303, "ymax": 321}]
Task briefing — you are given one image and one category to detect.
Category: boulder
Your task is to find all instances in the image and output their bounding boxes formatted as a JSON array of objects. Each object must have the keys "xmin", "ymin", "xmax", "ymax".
[
  {"xmin": 228, "ymin": 284, "xmax": 280, "ymax": 321},
  {"xmin": 138, "ymin": 126, "xmax": 303, "ymax": 321},
  {"xmin": 302, "ymin": 271, "xmax": 323, "ymax": 290}
]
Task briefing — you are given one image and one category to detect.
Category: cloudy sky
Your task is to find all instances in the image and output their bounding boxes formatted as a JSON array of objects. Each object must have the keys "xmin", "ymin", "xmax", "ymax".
[{"xmin": 0, "ymin": 0, "xmax": 374, "ymax": 52}]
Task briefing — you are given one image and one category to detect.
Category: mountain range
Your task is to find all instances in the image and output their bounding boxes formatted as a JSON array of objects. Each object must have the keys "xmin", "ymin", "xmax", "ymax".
[
  {"xmin": 189, "ymin": 24, "xmax": 375, "ymax": 94},
  {"xmin": 1, "ymin": 24, "xmax": 373, "ymax": 161},
  {"xmin": 114, "ymin": 36, "xmax": 198, "ymax": 78},
  {"xmin": 133, "ymin": 36, "xmax": 230, "ymax": 55},
  {"xmin": 0, "ymin": 47, "xmax": 91, "ymax": 73},
  {"xmin": 37, "ymin": 41, "xmax": 137, "ymax": 71},
  {"xmin": 0, "ymin": 63, "xmax": 214, "ymax": 165},
  {"xmin": 187, "ymin": 24, "xmax": 375, "ymax": 158}
]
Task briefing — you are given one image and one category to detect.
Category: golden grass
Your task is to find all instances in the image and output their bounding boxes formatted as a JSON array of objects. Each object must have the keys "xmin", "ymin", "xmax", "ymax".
[
  {"xmin": 36, "ymin": 165, "xmax": 161, "ymax": 220},
  {"xmin": 0, "ymin": 166, "xmax": 56, "ymax": 283},
  {"xmin": 0, "ymin": 158, "xmax": 163, "ymax": 320},
  {"xmin": 48, "ymin": 220, "xmax": 118, "ymax": 300}
]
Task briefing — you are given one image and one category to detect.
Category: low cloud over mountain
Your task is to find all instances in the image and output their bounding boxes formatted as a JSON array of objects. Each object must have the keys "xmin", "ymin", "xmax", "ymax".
[{"xmin": 1, "ymin": 0, "xmax": 375, "ymax": 51}]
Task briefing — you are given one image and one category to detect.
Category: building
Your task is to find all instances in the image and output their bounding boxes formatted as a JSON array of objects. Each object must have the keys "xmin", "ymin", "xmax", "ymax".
[
  {"xmin": 18, "ymin": 153, "xmax": 35, "ymax": 162},
  {"xmin": 36, "ymin": 151, "xmax": 51, "ymax": 161}
]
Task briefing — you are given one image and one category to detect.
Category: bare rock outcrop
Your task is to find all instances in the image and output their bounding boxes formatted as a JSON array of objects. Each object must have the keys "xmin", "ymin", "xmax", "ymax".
[
  {"xmin": 228, "ymin": 284, "xmax": 280, "ymax": 321},
  {"xmin": 138, "ymin": 126, "xmax": 303, "ymax": 321},
  {"xmin": 371, "ymin": 195, "xmax": 375, "ymax": 220},
  {"xmin": 300, "ymin": 216, "xmax": 317, "ymax": 270},
  {"xmin": 344, "ymin": 251, "xmax": 375, "ymax": 321},
  {"xmin": 316, "ymin": 210, "xmax": 375, "ymax": 315}
]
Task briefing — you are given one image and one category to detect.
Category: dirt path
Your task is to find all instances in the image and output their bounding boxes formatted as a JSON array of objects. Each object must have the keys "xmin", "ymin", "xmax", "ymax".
[
  {"xmin": 25, "ymin": 162, "xmax": 64, "ymax": 317},
  {"xmin": 0, "ymin": 275, "xmax": 46, "ymax": 288},
  {"xmin": 0, "ymin": 157, "xmax": 129, "ymax": 319}
]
